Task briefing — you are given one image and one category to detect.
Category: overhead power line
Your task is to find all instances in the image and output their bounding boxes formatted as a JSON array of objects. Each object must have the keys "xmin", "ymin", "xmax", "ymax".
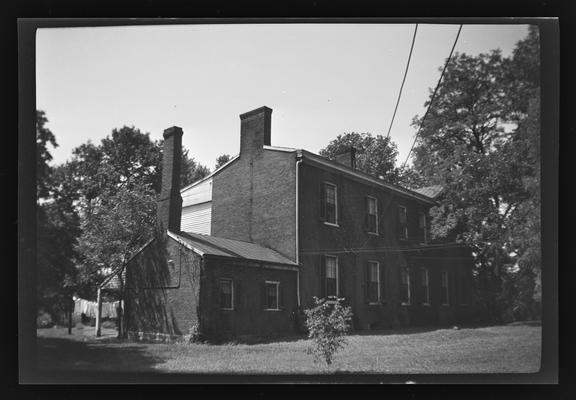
[
  {"xmin": 385, "ymin": 24, "xmax": 418, "ymax": 141},
  {"xmin": 402, "ymin": 24, "xmax": 463, "ymax": 169}
]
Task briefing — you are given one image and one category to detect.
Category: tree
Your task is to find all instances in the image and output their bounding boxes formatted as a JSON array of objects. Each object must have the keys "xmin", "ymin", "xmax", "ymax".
[
  {"xmin": 319, "ymin": 132, "xmax": 404, "ymax": 184},
  {"xmin": 36, "ymin": 111, "xmax": 79, "ymax": 326},
  {"xmin": 409, "ymin": 28, "xmax": 540, "ymax": 321},
  {"xmin": 215, "ymin": 154, "xmax": 232, "ymax": 170},
  {"xmin": 36, "ymin": 110, "xmax": 58, "ymax": 199},
  {"xmin": 75, "ymin": 183, "xmax": 158, "ymax": 297}
]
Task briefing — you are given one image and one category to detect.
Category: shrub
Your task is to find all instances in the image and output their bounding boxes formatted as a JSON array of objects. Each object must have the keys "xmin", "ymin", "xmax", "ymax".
[
  {"xmin": 182, "ymin": 323, "xmax": 203, "ymax": 344},
  {"xmin": 304, "ymin": 296, "xmax": 353, "ymax": 366},
  {"xmin": 36, "ymin": 311, "xmax": 55, "ymax": 329}
]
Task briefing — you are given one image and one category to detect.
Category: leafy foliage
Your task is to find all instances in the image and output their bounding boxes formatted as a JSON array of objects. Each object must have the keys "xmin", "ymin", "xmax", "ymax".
[
  {"xmin": 409, "ymin": 27, "xmax": 541, "ymax": 321},
  {"xmin": 319, "ymin": 132, "xmax": 405, "ymax": 184},
  {"xmin": 304, "ymin": 297, "xmax": 353, "ymax": 366},
  {"xmin": 36, "ymin": 110, "xmax": 58, "ymax": 199},
  {"xmin": 215, "ymin": 154, "xmax": 232, "ymax": 170}
]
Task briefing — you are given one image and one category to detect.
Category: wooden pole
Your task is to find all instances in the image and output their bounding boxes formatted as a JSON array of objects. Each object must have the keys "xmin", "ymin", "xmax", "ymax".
[
  {"xmin": 95, "ymin": 288, "xmax": 103, "ymax": 337},
  {"xmin": 67, "ymin": 295, "xmax": 73, "ymax": 335}
]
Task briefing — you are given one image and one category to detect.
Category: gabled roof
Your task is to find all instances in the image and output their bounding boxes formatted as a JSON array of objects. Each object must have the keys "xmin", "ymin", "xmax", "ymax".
[
  {"xmin": 411, "ymin": 185, "xmax": 444, "ymax": 199},
  {"xmin": 168, "ymin": 230, "xmax": 298, "ymax": 267}
]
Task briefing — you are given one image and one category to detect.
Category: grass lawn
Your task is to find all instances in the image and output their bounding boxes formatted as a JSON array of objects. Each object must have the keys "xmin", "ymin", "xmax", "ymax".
[{"xmin": 36, "ymin": 323, "xmax": 541, "ymax": 374}]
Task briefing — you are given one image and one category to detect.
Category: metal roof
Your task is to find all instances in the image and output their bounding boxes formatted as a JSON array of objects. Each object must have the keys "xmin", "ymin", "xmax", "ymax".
[
  {"xmin": 411, "ymin": 185, "xmax": 444, "ymax": 199},
  {"xmin": 170, "ymin": 231, "xmax": 298, "ymax": 267}
]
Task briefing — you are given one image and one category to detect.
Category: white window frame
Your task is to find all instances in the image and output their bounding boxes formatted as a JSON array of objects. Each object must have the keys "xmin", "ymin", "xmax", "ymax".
[
  {"xmin": 400, "ymin": 267, "xmax": 411, "ymax": 306},
  {"xmin": 219, "ymin": 278, "xmax": 234, "ymax": 310},
  {"xmin": 421, "ymin": 267, "xmax": 430, "ymax": 306},
  {"xmin": 366, "ymin": 196, "xmax": 379, "ymax": 235},
  {"xmin": 325, "ymin": 255, "xmax": 339, "ymax": 298},
  {"xmin": 398, "ymin": 205, "xmax": 408, "ymax": 240},
  {"xmin": 368, "ymin": 260, "xmax": 380, "ymax": 304},
  {"xmin": 441, "ymin": 270, "xmax": 450, "ymax": 306},
  {"xmin": 323, "ymin": 182, "xmax": 339, "ymax": 227},
  {"xmin": 264, "ymin": 281, "xmax": 280, "ymax": 311}
]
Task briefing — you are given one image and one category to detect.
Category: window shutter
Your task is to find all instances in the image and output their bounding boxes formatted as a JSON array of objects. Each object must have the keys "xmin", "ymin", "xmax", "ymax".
[
  {"xmin": 234, "ymin": 281, "xmax": 241, "ymax": 311},
  {"xmin": 319, "ymin": 256, "xmax": 326, "ymax": 299},
  {"xmin": 319, "ymin": 183, "xmax": 326, "ymax": 221},
  {"xmin": 379, "ymin": 263, "xmax": 386, "ymax": 302},
  {"xmin": 216, "ymin": 279, "xmax": 222, "ymax": 309},
  {"xmin": 364, "ymin": 263, "xmax": 370, "ymax": 304},
  {"xmin": 338, "ymin": 190, "xmax": 343, "ymax": 224},
  {"xmin": 279, "ymin": 284, "xmax": 285, "ymax": 310},
  {"xmin": 364, "ymin": 197, "xmax": 370, "ymax": 230},
  {"xmin": 261, "ymin": 281, "xmax": 267, "ymax": 310},
  {"xmin": 378, "ymin": 199, "xmax": 383, "ymax": 234},
  {"xmin": 338, "ymin": 262, "xmax": 344, "ymax": 299}
]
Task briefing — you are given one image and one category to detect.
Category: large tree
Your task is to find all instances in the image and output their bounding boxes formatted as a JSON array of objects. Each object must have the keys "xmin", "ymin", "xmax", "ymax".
[
  {"xmin": 319, "ymin": 132, "xmax": 405, "ymax": 184},
  {"xmin": 410, "ymin": 27, "xmax": 540, "ymax": 321},
  {"xmin": 36, "ymin": 111, "xmax": 79, "ymax": 323}
]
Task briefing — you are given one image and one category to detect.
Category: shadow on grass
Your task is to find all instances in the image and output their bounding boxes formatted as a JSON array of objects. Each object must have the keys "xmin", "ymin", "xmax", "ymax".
[{"xmin": 36, "ymin": 336, "xmax": 164, "ymax": 373}]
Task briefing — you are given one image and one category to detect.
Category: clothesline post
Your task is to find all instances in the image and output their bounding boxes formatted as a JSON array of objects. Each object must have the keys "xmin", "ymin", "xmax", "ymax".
[{"xmin": 95, "ymin": 288, "xmax": 103, "ymax": 337}]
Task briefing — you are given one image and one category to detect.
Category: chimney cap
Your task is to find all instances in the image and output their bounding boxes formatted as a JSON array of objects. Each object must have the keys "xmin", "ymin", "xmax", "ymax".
[
  {"xmin": 163, "ymin": 126, "xmax": 183, "ymax": 139},
  {"xmin": 240, "ymin": 106, "xmax": 272, "ymax": 120}
]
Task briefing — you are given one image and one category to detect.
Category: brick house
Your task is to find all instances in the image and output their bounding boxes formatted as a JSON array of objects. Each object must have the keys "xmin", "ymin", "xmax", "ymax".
[{"xmin": 124, "ymin": 106, "xmax": 476, "ymax": 341}]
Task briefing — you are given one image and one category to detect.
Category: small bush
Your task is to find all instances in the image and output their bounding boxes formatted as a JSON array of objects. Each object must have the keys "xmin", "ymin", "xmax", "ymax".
[
  {"xmin": 37, "ymin": 312, "xmax": 55, "ymax": 328},
  {"xmin": 304, "ymin": 296, "xmax": 353, "ymax": 366},
  {"xmin": 182, "ymin": 324, "xmax": 203, "ymax": 344}
]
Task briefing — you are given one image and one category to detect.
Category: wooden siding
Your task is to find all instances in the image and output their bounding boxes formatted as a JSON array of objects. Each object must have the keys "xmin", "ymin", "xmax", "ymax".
[
  {"xmin": 181, "ymin": 202, "xmax": 212, "ymax": 235},
  {"xmin": 181, "ymin": 177, "xmax": 212, "ymax": 207}
]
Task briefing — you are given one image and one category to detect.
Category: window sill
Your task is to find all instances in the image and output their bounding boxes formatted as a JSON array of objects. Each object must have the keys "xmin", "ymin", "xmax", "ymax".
[
  {"xmin": 367, "ymin": 231, "xmax": 379, "ymax": 236},
  {"xmin": 400, "ymin": 302, "xmax": 411, "ymax": 306},
  {"xmin": 323, "ymin": 222, "xmax": 340, "ymax": 228},
  {"xmin": 220, "ymin": 308, "xmax": 234, "ymax": 311},
  {"xmin": 368, "ymin": 301, "xmax": 386, "ymax": 306},
  {"xmin": 265, "ymin": 308, "xmax": 282, "ymax": 312},
  {"xmin": 422, "ymin": 303, "xmax": 431, "ymax": 307}
]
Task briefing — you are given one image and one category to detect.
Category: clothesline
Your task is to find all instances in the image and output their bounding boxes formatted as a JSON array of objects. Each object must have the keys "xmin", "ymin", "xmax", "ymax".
[{"xmin": 73, "ymin": 296, "xmax": 123, "ymax": 319}]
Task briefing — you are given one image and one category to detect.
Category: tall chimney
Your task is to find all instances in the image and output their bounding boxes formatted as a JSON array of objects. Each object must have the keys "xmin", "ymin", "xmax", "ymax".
[
  {"xmin": 333, "ymin": 146, "xmax": 356, "ymax": 169},
  {"xmin": 239, "ymin": 106, "xmax": 272, "ymax": 157},
  {"xmin": 158, "ymin": 126, "xmax": 183, "ymax": 233}
]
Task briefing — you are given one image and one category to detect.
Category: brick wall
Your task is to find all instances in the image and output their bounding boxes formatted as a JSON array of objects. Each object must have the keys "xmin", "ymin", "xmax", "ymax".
[
  {"xmin": 297, "ymin": 161, "xmax": 476, "ymax": 329},
  {"xmin": 124, "ymin": 236, "xmax": 201, "ymax": 337},
  {"xmin": 199, "ymin": 260, "xmax": 298, "ymax": 341},
  {"xmin": 211, "ymin": 149, "xmax": 297, "ymax": 260}
]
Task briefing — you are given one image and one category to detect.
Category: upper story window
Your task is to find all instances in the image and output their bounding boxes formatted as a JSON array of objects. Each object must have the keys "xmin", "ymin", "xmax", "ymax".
[
  {"xmin": 420, "ymin": 267, "xmax": 430, "ymax": 306},
  {"xmin": 265, "ymin": 281, "xmax": 280, "ymax": 310},
  {"xmin": 400, "ymin": 267, "xmax": 411, "ymax": 305},
  {"xmin": 365, "ymin": 196, "xmax": 378, "ymax": 234},
  {"xmin": 398, "ymin": 205, "xmax": 408, "ymax": 240},
  {"xmin": 418, "ymin": 211, "xmax": 427, "ymax": 243},
  {"xmin": 324, "ymin": 255, "xmax": 339, "ymax": 297},
  {"xmin": 367, "ymin": 261, "xmax": 380, "ymax": 304},
  {"xmin": 321, "ymin": 183, "xmax": 338, "ymax": 225},
  {"xmin": 441, "ymin": 270, "xmax": 450, "ymax": 305},
  {"xmin": 219, "ymin": 279, "xmax": 234, "ymax": 310}
]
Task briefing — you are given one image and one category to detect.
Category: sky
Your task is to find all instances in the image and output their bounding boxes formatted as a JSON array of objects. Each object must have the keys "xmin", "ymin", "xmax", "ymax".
[{"xmin": 36, "ymin": 23, "xmax": 530, "ymax": 171}]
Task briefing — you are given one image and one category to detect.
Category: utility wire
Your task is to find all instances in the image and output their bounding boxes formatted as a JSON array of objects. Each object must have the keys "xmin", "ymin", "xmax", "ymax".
[
  {"xmin": 385, "ymin": 24, "xmax": 418, "ymax": 141},
  {"xmin": 402, "ymin": 24, "xmax": 463, "ymax": 169}
]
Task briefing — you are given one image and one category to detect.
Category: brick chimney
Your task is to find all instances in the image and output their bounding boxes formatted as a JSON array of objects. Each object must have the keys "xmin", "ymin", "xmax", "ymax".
[
  {"xmin": 333, "ymin": 147, "xmax": 356, "ymax": 169},
  {"xmin": 157, "ymin": 126, "xmax": 183, "ymax": 233},
  {"xmin": 239, "ymin": 106, "xmax": 272, "ymax": 157}
]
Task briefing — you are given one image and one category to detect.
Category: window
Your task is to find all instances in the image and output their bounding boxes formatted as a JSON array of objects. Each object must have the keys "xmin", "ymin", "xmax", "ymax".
[
  {"xmin": 400, "ymin": 267, "xmax": 411, "ymax": 305},
  {"xmin": 366, "ymin": 196, "xmax": 378, "ymax": 234},
  {"xmin": 322, "ymin": 183, "xmax": 338, "ymax": 225},
  {"xmin": 418, "ymin": 212, "xmax": 427, "ymax": 243},
  {"xmin": 367, "ymin": 261, "xmax": 380, "ymax": 303},
  {"xmin": 398, "ymin": 206, "xmax": 408, "ymax": 240},
  {"xmin": 265, "ymin": 281, "xmax": 280, "ymax": 310},
  {"xmin": 219, "ymin": 279, "xmax": 233, "ymax": 310},
  {"xmin": 325, "ymin": 255, "xmax": 338, "ymax": 297},
  {"xmin": 421, "ymin": 267, "xmax": 430, "ymax": 305},
  {"xmin": 441, "ymin": 270, "xmax": 450, "ymax": 305}
]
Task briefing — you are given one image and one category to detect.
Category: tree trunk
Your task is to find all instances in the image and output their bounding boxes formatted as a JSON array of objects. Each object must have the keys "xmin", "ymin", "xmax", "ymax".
[{"xmin": 95, "ymin": 288, "xmax": 103, "ymax": 337}]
